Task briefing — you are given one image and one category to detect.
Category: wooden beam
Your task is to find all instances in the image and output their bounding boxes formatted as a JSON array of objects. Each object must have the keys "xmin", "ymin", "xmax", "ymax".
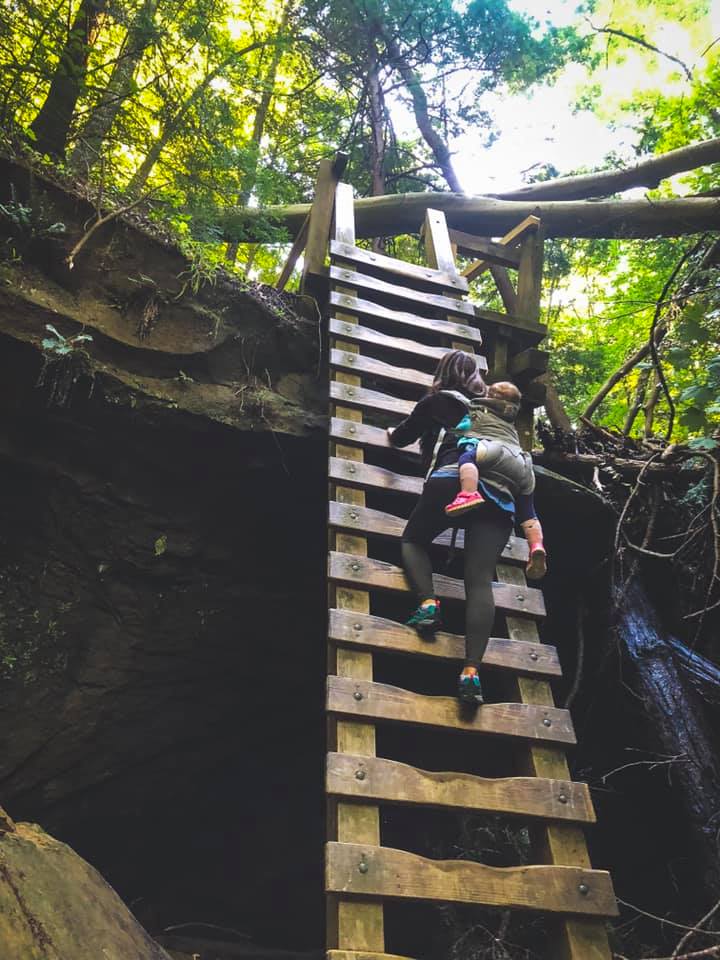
[
  {"xmin": 497, "ymin": 562, "xmax": 615, "ymax": 959},
  {"xmin": 327, "ymin": 678, "xmax": 575, "ymax": 744},
  {"xmin": 328, "ymin": 177, "xmax": 384, "ymax": 954},
  {"xmin": 330, "ymin": 266, "xmax": 474, "ymax": 317},
  {"xmin": 224, "ymin": 195, "xmax": 720, "ymax": 242},
  {"xmin": 303, "ymin": 158, "xmax": 343, "ymax": 289},
  {"xmin": 326, "ymin": 754, "xmax": 594, "ymax": 822},
  {"xmin": 330, "ymin": 291, "xmax": 479, "ymax": 342},
  {"xmin": 326, "ymin": 843, "xmax": 618, "ymax": 916},
  {"xmin": 275, "ymin": 213, "xmax": 309, "ymax": 290},
  {"xmin": 328, "ymin": 551, "xmax": 546, "ymax": 618},
  {"xmin": 331, "ymin": 241, "xmax": 467, "ymax": 293},
  {"xmin": 330, "ymin": 381, "xmax": 414, "ymax": 418},
  {"xmin": 329, "ymin": 317, "xmax": 449, "ymax": 363},
  {"xmin": 328, "ymin": 609, "xmax": 559, "ymax": 675},
  {"xmin": 448, "ymin": 230, "xmax": 521, "ymax": 267},
  {"xmin": 327, "ymin": 500, "xmax": 529, "ymax": 563}
]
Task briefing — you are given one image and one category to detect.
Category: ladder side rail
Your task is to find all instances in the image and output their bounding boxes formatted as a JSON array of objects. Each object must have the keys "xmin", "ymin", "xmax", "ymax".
[{"xmin": 327, "ymin": 179, "xmax": 385, "ymax": 955}]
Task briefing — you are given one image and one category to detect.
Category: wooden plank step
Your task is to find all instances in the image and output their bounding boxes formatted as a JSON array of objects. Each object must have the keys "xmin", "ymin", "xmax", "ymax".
[
  {"xmin": 326, "ymin": 753, "xmax": 594, "ymax": 822},
  {"xmin": 326, "ymin": 843, "xmax": 618, "ymax": 917},
  {"xmin": 330, "ymin": 417, "xmax": 421, "ymax": 457},
  {"xmin": 330, "ymin": 292, "xmax": 480, "ymax": 344},
  {"xmin": 327, "ymin": 677, "xmax": 574, "ymax": 743},
  {"xmin": 329, "ymin": 457, "xmax": 422, "ymax": 496},
  {"xmin": 331, "ymin": 241, "xmax": 469, "ymax": 293},
  {"xmin": 331, "ymin": 349, "xmax": 489, "ymax": 389},
  {"xmin": 328, "ymin": 551, "xmax": 546, "ymax": 619},
  {"xmin": 330, "ymin": 381, "xmax": 414, "ymax": 418},
  {"xmin": 331, "ymin": 348, "xmax": 433, "ymax": 391},
  {"xmin": 328, "ymin": 501, "xmax": 529, "ymax": 565},
  {"xmin": 328, "ymin": 952, "xmax": 415, "ymax": 960},
  {"xmin": 329, "ymin": 317, "xmax": 448, "ymax": 363},
  {"xmin": 330, "ymin": 267, "xmax": 476, "ymax": 319},
  {"xmin": 327, "ymin": 609, "xmax": 559, "ymax": 677}
]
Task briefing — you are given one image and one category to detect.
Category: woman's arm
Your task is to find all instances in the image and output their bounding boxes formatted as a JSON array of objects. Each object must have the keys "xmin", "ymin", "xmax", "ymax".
[{"xmin": 389, "ymin": 393, "xmax": 467, "ymax": 447}]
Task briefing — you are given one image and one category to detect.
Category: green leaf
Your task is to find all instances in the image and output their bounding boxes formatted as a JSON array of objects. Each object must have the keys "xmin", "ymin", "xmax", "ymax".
[
  {"xmin": 667, "ymin": 347, "xmax": 691, "ymax": 367},
  {"xmin": 154, "ymin": 534, "xmax": 167, "ymax": 557},
  {"xmin": 678, "ymin": 385, "xmax": 714, "ymax": 405},
  {"xmin": 687, "ymin": 437, "xmax": 719, "ymax": 450},
  {"xmin": 679, "ymin": 406, "xmax": 708, "ymax": 431}
]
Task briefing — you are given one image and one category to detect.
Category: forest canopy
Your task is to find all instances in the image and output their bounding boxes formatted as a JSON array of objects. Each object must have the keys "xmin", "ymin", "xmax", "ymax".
[{"xmin": 0, "ymin": 0, "xmax": 719, "ymax": 441}]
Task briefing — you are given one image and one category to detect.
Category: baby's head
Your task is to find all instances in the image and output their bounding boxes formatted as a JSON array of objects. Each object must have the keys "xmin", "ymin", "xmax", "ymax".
[{"xmin": 488, "ymin": 381, "xmax": 521, "ymax": 403}]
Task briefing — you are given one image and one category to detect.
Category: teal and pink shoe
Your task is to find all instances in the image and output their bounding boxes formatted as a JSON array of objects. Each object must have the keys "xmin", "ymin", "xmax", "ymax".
[
  {"xmin": 445, "ymin": 490, "xmax": 485, "ymax": 517},
  {"xmin": 458, "ymin": 669, "xmax": 483, "ymax": 705},
  {"xmin": 406, "ymin": 599, "xmax": 442, "ymax": 637}
]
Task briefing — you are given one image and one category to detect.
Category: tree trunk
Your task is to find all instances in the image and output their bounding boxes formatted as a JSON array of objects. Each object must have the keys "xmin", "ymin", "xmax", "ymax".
[
  {"xmin": 225, "ymin": 5, "xmax": 292, "ymax": 262},
  {"xmin": 542, "ymin": 375, "xmax": 573, "ymax": 432},
  {"xmin": 384, "ymin": 36, "xmax": 462, "ymax": 194},
  {"xmin": 616, "ymin": 582, "xmax": 720, "ymax": 900},
  {"xmin": 622, "ymin": 367, "xmax": 650, "ymax": 436},
  {"xmin": 69, "ymin": 0, "xmax": 159, "ymax": 173},
  {"xmin": 221, "ymin": 194, "xmax": 720, "ymax": 242},
  {"xmin": 493, "ymin": 137, "xmax": 720, "ymax": 201},
  {"xmin": 366, "ymin": 45, "xmax": 386, "ymax": 198},
  {"xmin": 29, "ymin": 0, "xmax": 108, "ymax": 158}
]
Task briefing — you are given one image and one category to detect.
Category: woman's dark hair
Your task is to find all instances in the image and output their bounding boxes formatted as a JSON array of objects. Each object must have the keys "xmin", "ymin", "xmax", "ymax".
[{"xmin": 430, "ymin": 350, "xmax": 487, "ymax": 397}]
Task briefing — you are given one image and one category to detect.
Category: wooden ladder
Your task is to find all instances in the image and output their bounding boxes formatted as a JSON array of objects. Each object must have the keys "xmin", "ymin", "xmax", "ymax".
[{"xmin": 325, "ymin": 181, "xmax": 617, "ymax": 960}]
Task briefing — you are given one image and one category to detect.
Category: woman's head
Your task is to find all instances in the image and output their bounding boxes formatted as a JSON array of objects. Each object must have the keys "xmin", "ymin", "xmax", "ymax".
[{"xmin": 431, "ymin": 350, "xmax": 487, "ymax": 397}]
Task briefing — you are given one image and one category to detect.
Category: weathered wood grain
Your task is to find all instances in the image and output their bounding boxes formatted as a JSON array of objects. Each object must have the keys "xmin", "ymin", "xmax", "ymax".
[
  {"xmin": 326, "ymin": 843, "xmax": 618, "ymax": 917},
  {"xmin": 327, "ymin": 609, "xmax": 559, "ymax": 676},
  {"xmin": 330, "ymin": 292, "xmax": 479, "ymax": 343},
  {"xmin": 331, "ymin": 241, "xmax": 468, "ymax": 293},
  {"xmin": 328, "ymin": 551, "xmax": 546, "ymax": 618},
  {"xmin": 327, "ymin": 500, "xmax": 529, "ymax": 563},
  {"xmin": 510, "ymin": 347, "xmax": 549, "ymax": 379},
  {"xmin": 448, "ymin": 229, "xmax": 522, "ymax": 267},
  {"xmin": 330, "ymin": 267, "xmax": 475, "ymax": 319},
  {"xmin": 329, "ymin": 381, "xmax": 414, "ymax": 418},
  {"xmin": 327, "ymin": 677, "xmax": 573, "ymax": 743},
  {"xmin": 329, "ymin": 317, "xmax": 448, "ymax": 363},
  {"xmin": 330, "ymin": 349, "xmax": 433, "ymax": 391},
  {"xmin": 329, "ymin": 418, "xmax": 422, "ymax": 457},
  {"xmin": 326, "ymin": 753, "xmax": 594, "ymax": 822},
  {"xmin": 329, "ymin": 458, "xmax": 423, "ymax": 496}
]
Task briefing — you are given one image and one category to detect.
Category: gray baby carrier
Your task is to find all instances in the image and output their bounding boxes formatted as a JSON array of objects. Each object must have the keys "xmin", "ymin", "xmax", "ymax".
[{"xmin": 437, "ymin": 390, "xmax": 535, "ymax": 498}]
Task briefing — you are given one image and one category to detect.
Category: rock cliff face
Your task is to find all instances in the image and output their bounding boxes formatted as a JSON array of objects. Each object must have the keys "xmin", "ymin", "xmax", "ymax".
[
  {"xmin": 0, "ymin": 156, "xmax": 328, "ymax": 949},
  {"xmin": 0, "ymin": 810, "xmax": 171, "ymax": 959}
]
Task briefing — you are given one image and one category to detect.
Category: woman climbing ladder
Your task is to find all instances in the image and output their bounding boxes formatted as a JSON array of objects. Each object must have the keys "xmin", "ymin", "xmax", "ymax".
[{"xmin": 388, "ymin": 350, "xmax": 546, "ymax": 706}]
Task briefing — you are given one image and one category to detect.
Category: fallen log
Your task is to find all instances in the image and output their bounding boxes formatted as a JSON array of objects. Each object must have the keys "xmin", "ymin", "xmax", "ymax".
[
  {"xmin": 219, "ymin": 195, "xmax": 720, "ymax": 242},
  {"xmin": 493, "ymin": 137, "xmax": 720, "ymax": 201},
  {"xmin": 533, "ymin": 450, "xmax": 705, "ymax": 479}
]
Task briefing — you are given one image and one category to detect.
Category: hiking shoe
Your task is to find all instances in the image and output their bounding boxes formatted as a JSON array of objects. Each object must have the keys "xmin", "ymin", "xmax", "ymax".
[
  {"xmin": 457, "ymin": 671, "xmax": 484, "ymax": 706},
  {"xmin": 445, "ymin": 490, "xmax": 485, "ymax": 517},
  {"xmin": 406, "ymin": 601, "xmax": 442, "ymax": 637},
  {"xmin": 526, "ymin": 544, "xmax": 547, "ymax": 581}
]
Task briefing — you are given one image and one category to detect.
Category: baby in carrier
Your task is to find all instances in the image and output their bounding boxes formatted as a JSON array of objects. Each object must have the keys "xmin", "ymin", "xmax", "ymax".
[{"xmin": 444, "ymin": 381, "xmax": 547, "ymax": 579}]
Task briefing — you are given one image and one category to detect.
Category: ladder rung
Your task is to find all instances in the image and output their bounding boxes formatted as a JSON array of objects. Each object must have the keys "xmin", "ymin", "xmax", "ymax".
[
  {"xmin": 330, "ymin": 380, "xmax": 414, "ymax": 417},
  {"xmin": 330, "ymin": 417, "xmax": 421, "ymax": 456},
  {"xmin": 331, "ymin": 241, "xmax": 469, "ymax": 293},
  {"xmin": 331, "ymin": 349, "xmax": 487, "ymax": 390},
  {"xmin": 326, "ymin": 753, "xmax": 594, "ymax": 822},
  {"xmin": 330, "ymin": 317, "xmax": 447, "ymax": 363},
  {"xmin": 328, "ymin": 501, "xmax": 529, "ymax": 564},
  {"xmin": 328, "ymin": 609, "xmax": 559, "ymax": 676},
  {"xmin": 328, "ymin": 952, "xmax": 416, "ymax": 960},
  {"xmin": 328, "ymin": 551, "xmax": 546, "ymax": 618},
  {"xmin": 331, "ymin": 267, "xmax": 476, "ymax": 320},
  {"xmin": 327, "ymin": 677, "xmax": 574, "ymax": 743},
  {"xmin": 326, "ymin": 842, "xmax": 618, "ymax": 917},
  {"xmin": 330, "ymin": 457, "xmax": 422, "ymax": 496},
  {"xmin": 331, "ymin": 291, "xmax": 480, "ymax": 344}
]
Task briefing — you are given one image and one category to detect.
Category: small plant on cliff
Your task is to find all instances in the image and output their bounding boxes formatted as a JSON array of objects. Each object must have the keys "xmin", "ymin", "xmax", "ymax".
[
  {"xmin": 37, "ymin": 324, "xmax": 94, "ymax": 405},
  {"xmin": 0, "ymin": 186, "xmax": 65, "ymax": 260}
]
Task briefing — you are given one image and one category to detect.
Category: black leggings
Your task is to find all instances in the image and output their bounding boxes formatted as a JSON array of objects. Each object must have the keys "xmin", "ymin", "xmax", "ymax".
[{"xmin": 402, "ymin": 476, "xmax": 513, "ymax": 669}]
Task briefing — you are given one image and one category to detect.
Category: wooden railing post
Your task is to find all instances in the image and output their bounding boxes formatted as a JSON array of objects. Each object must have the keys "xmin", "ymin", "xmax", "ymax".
[{"xmin": 301, "ymin": 154, "xmax": 348, "ymax": 295}]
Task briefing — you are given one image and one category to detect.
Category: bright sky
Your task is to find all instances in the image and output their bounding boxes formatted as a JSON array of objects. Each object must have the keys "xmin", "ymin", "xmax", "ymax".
[{"xmin": 389, "ymin": 0, "xmax": 718, "ymax": 195}]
